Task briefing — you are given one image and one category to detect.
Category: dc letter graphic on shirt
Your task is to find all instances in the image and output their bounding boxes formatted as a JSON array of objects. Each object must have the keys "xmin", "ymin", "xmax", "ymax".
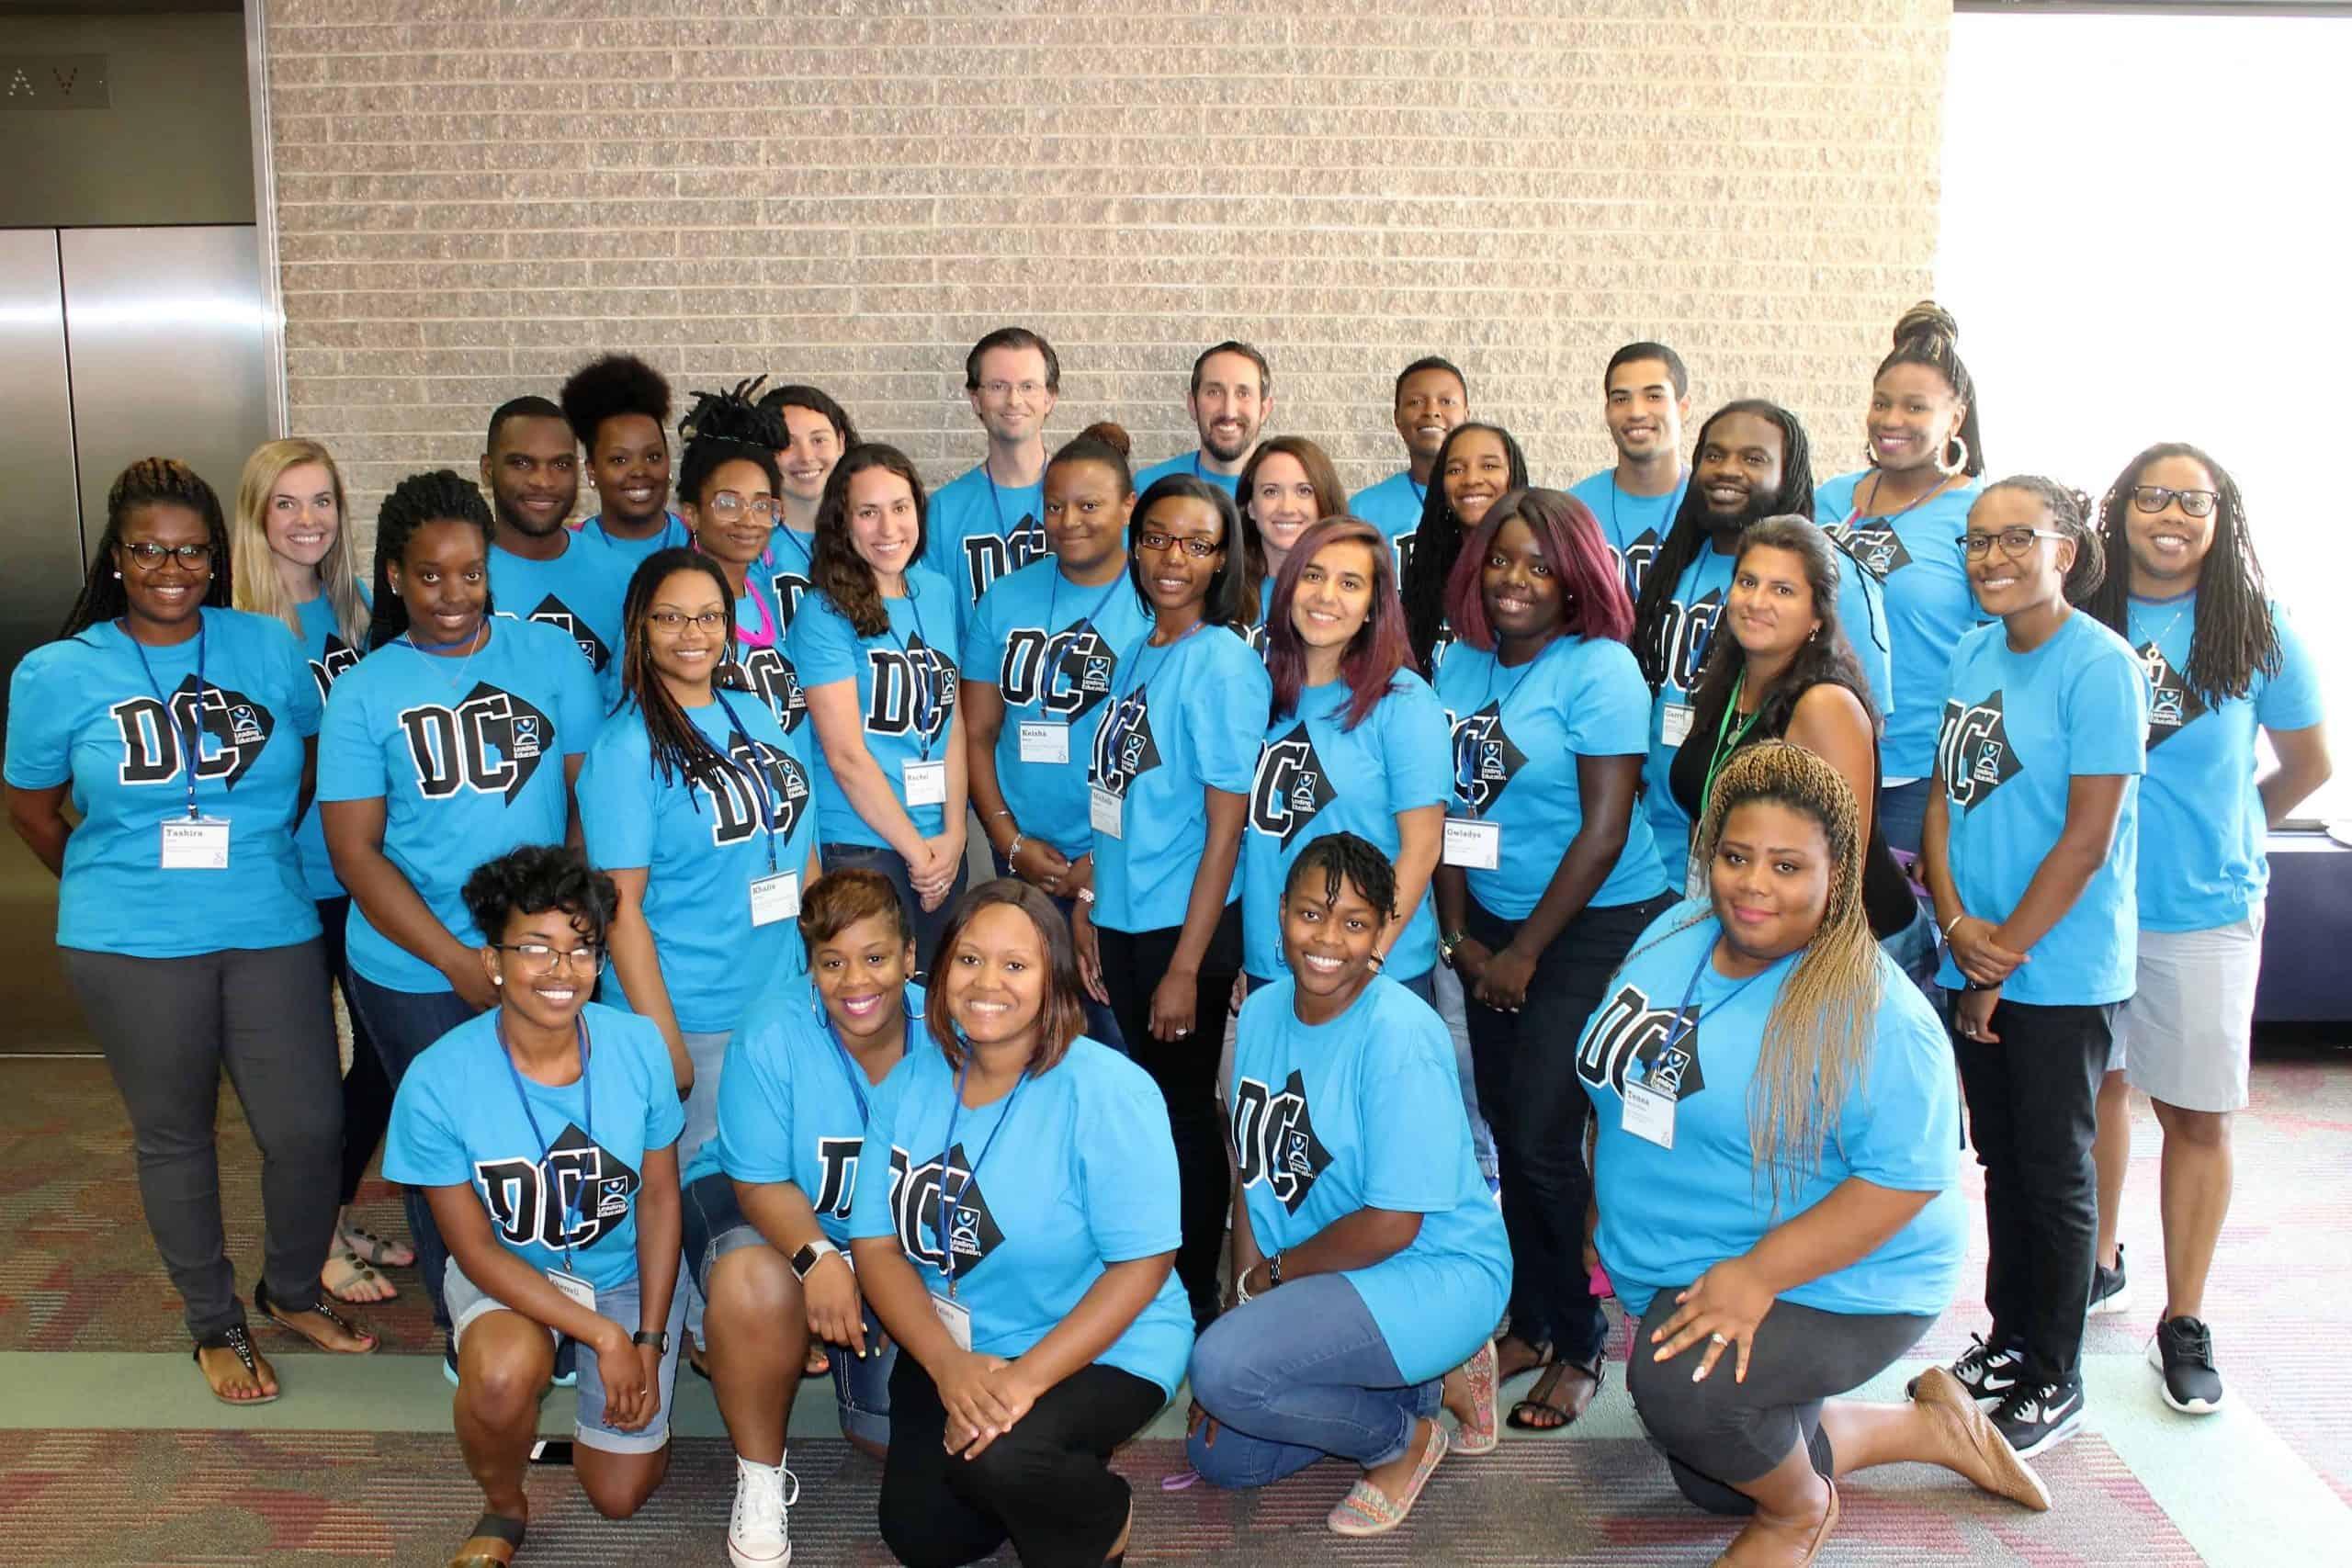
[
  {"xmin": 1231, "ymin": 1070, "xmax": 1333, "ymax": 1214},
  {"xmin": 398, "ymin": 682, "xmax": 551, "ymax": 804},
  {"xmin": 1620, "ymin": 530, "xmax": 1662, "ymax": 597},
  {"xmin": 866, "ymin": 637, "xmax": 956, "ymax": 739},
  {"xmin": 770, "ymin": 568, "xmax": 811, "ymax": 626},
  {"xmin": 475, "ymin": 1123, "xmax": 639, "ymax": 1251},
  {"xmin": 1655, "ymin": 588, "xmax": 1724, "ymax": 692},
  {"xmin": 307, "ymin": 637, "xmax": 360, "ymax": 702},
  {"xmin": 1936, "ymin": 692, "xmax": 2023, "ymax": 810},
  {"xmin": 1447, "ymin": 702, "xmax": 1526, "ymax": 814},
  {"xmin": 702, "ymin": 737, "xmax": 811, "ymax": 847},
  {"xmin": 1249, "ymin": 726, "xmax": 1337, "ymax": 847},
  {"xmin": 812, "ymin": 1136, "xmax": 861, "ymax": 1221},
  {"xmin": 2136, "ymin": 643, "xmax": 2206, "ymax": 746},
  {"xmin": 722, "ymin": 650, "xmax": 807, "ymax": 733},
  {"xmin": 964, "ymin": 517, "xmax": 1049, "ymax": 602},
  {"xmin": 1577, "ymin": 984, "xmax": 1709, "ymax": 1100},
  {"xmin": 517, "ymin": 595, "xmax": 612, "ymax": 672},
  {"xmin": 1826, "ymin": 521, "xmax": 1912, "ymax": 581},
  {"xmin": 113, "ymin": 675, "xmax": 277, "ymax": 789},
  {"xmin": 1000, "ymin": 626, "xmax": 1118, "ymax": 719},
  {"xmin": 885, "ymin": 1143, "xmax": 1004, "ymax": 1274},
  {"xmin": 1091, "ymin": 687, "xmax": 1161, "ymax": 795}
]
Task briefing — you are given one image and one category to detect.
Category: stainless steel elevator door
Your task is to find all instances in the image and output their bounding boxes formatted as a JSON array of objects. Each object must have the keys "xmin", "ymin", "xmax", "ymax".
[{"xmin": 0, "ymin": 230, "xmax": 85, "ymax": 715}]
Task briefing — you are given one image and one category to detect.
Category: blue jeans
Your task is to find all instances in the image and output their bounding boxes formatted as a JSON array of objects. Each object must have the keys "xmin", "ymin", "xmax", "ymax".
[
  {"xmin": 345, "ymin": 974, "xmax": 483, "ymax": 1335},
  {"xmin": 1877, "ymin": 777, "xmax": 1933, "ymax": 860},
  {"xmin": 821, "ymin": 840, "xmax": 967, "ymax": 977},
  {"xmin": 991, "ymin": 849, "xmax": 1125, "ymax": 1049},
  {"xmin": 1187, "ymin": 1273, "xmax": 1439, "ymax": 1487}
]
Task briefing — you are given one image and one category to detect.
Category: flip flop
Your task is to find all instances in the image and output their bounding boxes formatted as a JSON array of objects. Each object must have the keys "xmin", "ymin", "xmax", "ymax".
[
  {"xmin": 1328, "ymin": 1422, "xmax": 1447, "ymax": 1537},
  {"xmin": 447, "ymin": 1511, "xmax": 526, "ymax": 1568},
  {"xmin": 191, "ymin": 1324, "xmax": 279, "ymax": 1406},
  {"xmin": 341, "ymin": 1224, "xmax": 416, "ymax": 1269},
  {"xmin": 254, "ymin": 1278, "xmax": 378, "ymax": 1356},
  {"xmin": 1508, "ymin": 1356, "xmax": 1602, "ymax": 1431},
  {"xmin": 322, "ymin": 1245, "xmax": 399, "ymax": 1304}
]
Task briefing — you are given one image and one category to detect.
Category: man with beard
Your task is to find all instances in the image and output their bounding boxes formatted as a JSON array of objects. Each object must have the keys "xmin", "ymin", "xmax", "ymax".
[
  {"xmin": 481, "ymin": 396, "xmax": 625, "ymax": 705},
  {"xmin": 1624, "ymin": 400, "xmax": 1892, "ymax": 883},
  {"xmin": 1132, "ymin": 341, "xmax": 1272, "ymax": 498},
  {"xmin": 1569, "ymin": 342, "xmax": 1692, "ymax": 605}
]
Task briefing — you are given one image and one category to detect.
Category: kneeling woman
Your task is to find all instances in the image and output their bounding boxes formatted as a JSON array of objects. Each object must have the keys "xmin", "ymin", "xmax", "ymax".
[
  {"xmin": 1586, "ymin": 743, "xmax": 2045, "ymax": 1566},
  {"xmin": 383, "ymin": 847, "xmax": 686, "ymax": 1567},
  {"xmin": 851, "ymin": 880, "xmax": 1193, "ymax": 1568},
  {"xmin": 1191, "ymin": 833, "xmax": 1510, "ymax": 1537}
]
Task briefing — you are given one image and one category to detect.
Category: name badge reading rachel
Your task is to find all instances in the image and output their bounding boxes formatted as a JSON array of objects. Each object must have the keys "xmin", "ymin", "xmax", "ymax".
[
  {"xmin": 160, "ymin": 818, "xmax": 231, "ymax": 871},
  {"xmin": 749, "ymin": 871, "xmax": 801, "ymax": 927},
  {"xmin": 1016, "ymin": 720, "xmax": 1069, "ymax": 765},
  {"xmin": 1090, "ymin": 785, "xmax": 1124, "ymax": 839},
  {"xmin": 902, "ymin": 760, "xmax": 949, "ymax": 807},
  {"xmin": 1442, "ymin": 817, "xmax": 1501, "ymax": 870}
]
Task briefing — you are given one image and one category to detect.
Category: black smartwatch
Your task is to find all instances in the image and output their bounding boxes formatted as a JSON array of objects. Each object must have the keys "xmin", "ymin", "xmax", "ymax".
[
  {"xmin": 631, "ymin": 1329, "xmax": 669, "ymax": 1353},
  {"xmin": 791, "ymin": 1238, "xmax": 842, "ymax": 1280}
]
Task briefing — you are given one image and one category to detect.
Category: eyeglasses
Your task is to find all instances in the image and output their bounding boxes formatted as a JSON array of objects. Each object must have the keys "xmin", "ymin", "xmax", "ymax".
[
  {"xmin": 492, "ymin": 942, "xmax": 604, "ymax": 973},
  {"xmin": 646, "ymin": 610, "xmax": 726, "ymax": 632},
  {"xmin": 705, "ymin": 491, "xmax": 778, "ymax": 522},
  {"xmin": 1956, "ymin": 527, "xmax": 2071, "ymax": 559},
  {"xmin": 2131, "ymin": 485, "xmax": 2217, "ymax": 519},
  {"xmin": 1136, "ymin": 529, "xmax": 1222, "ymax": 559},
  {"xmin": 120, "ymin": 541, "xmax": 214, "ymax": 570},
  {"xmin": 978, "ymin": 379, "xmax": 1046, "ymax": 400}
]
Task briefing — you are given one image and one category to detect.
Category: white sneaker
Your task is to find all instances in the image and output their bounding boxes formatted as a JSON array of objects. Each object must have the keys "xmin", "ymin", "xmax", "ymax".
[{"xmin": 729, "ymin": 1458, "xmax": 798, "ymax": 1568}]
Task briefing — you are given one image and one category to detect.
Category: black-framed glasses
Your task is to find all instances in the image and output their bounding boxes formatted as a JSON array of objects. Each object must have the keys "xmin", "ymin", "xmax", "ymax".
[
  {"xmin": 1136, "ymin": 528, "xmax": 1222, "ymax": 559},
  {"xmin": 646, "ymin": 610, "xmax": 726, "ymax": 632},
  {"xmin": 2131, "ymin": 485, "xmax": 2216, "ymax": 519},
  {"xmin": 492, "ymin": 942, "xmax": 604, "ymax": 973},
  {"xmin": 120, "ymin": 541, "xmax": 214, "ymax": 570},
  {"xmin": 705, "ymin": 490, "xmax": 777, "ymax": 522},
  {"xmin": 1957, "ymin": 527, "xmax": 2071, "ymax": 559}
]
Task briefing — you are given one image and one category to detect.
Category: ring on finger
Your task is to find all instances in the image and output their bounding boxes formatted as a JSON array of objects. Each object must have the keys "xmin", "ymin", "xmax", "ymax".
[{"xmin": 1709, "ymin": 1332, "xmax": 1728, "ymax": 1346}]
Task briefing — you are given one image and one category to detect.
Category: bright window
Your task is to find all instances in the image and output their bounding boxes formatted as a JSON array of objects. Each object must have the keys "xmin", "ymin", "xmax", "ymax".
[{"xmin": 1938, "ymin": 6, "xmax": 2347, "ymax": 820}]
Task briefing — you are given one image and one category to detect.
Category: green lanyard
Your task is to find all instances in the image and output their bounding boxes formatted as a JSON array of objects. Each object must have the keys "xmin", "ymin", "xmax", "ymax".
[{"xmin": 1697, "ymin": 672, "xmax": 1762, "ymax": 822}]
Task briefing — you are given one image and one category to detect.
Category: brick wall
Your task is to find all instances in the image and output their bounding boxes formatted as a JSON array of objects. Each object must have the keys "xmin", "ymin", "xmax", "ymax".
[{"xmin": 262, "ymin": 0, "xmax": 1951, "ymax": 535}]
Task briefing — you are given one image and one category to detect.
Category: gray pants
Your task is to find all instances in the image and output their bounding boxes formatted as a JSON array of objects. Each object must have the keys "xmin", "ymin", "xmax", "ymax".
[{"xmin": 62, "ymin": 941, "xmax": 344, "ymax": 1340}]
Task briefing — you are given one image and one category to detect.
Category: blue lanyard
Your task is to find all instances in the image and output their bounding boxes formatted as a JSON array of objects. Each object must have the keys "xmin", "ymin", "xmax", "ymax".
[
  {"xmin": 126, "ymin": 616, "xmax": 208, "ymax": 821},
  {"xmin": 1043, "ymin": 570, "xmax": 1125, "ymax": 699},
  {"xmin": 1409, "ymin": 477, "xmax": 1428, "ymax": 510},
  {"xmin": 1451, "ymin": 643, "xmax": 1545, "ymax": 817},
  {"xmin": 496, "ymin": 1010, "xmax": 594, "ymax": 1270},
  {"xmin": 810, "ymin": 983, "xmax": 918, "ymax": 1122},
  {"xmin": 709, "ymin": 688, "xmax": 785, "ymax": 874},
  {"xmin": 1648, "ymin": 939, "xmax": 1781, "ymax": 1089},
  {"xmin": 982, "ymin": 464, "xmax": 1039, "ymax": 548},
  {"xmin": 1100, "ymin": 621, "xmax": 1200, "ymax": 778},
  {"xmin": 772, "ymin": 524, "xmax": 813, "ymax": 570},
  {"xmin": 938, "ymin": 1058, "xmax": 1026, "ymax": 1294},
  {"xmin": 879, "ymin": 587, "xmax": 943, "ymax": 761}
]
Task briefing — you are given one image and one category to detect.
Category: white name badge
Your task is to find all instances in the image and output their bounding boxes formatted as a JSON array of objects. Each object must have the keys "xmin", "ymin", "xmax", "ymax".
[
  {"xmin": 1016, "ymin": 719, "xmax": 1069, "ymax": 765},
  {"xmin": 902, "ymin": 759, "xmax": 949, "ymax": 807},
  {"xmin": 1623, "ymin": 1078, "xmax": 1677, "ymax": 1148},
  {"xmin": 749, "ymin": 871, "xmax": 801, "ymax": 927},
  {"xmin": 933, "ymin": 1291, "xmax": 974, "ymax": 1352},
  {"xmin": 1089, "ymin": 784, "xmax": 1124, "ymax": 839},
  {"xmin": 546, "ymin": 1266, "xmax": 597, "ymax": 1314},
  {"xmin": 159, "ymin": 817, "xmax": 231, "ymax": 870},
  {"xmin": 1442, "ymin": 817, "xmax": 1501, "ymax": 870},
  {"xmin": 1660, "ymin": 703, "xmax": 1697, "ymax": 749}
]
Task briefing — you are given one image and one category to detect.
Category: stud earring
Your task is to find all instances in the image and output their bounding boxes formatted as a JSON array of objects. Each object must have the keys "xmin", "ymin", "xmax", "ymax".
[
  {"xmin": 492, "ymin": 971, "xmax": 504, "ymax": 987},
  {"xmin": 111, "ymin": 570, "xmax": 122, "ymax": 580}
]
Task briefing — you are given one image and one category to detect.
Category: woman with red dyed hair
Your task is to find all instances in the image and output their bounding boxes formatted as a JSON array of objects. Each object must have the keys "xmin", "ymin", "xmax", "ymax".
[{"xmin": 1430, "ymin": 488, "xmax": 1675, "ymax": 1430}]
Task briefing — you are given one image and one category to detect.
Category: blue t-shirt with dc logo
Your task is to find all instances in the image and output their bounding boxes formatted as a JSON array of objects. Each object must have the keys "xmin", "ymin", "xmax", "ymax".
[
  {"xmin": 717, "ymin": 567, "xmax": 814, "ymax": 747},
  {"xmin": 1934, "ymin": 611, "xmax": 2148, "ymax": 1004},
  {"xmin": 577, "ymin": 695, "xmax": 816, "ymax": 1034},
  {"xmin": 925, "ymin": 462, "xmax": 1050, "ymax": 631},
  {"xmin": 489, "ymin": 537, "xmax": 628, "ymax": 712},
  {"xmin": 4, "ymin": 607, "xmax": 322, "ymax": 959},
  {"xmin": 969, "ymin": 558, "xmax": 1154, "ymax": 860},
  {"xmin": 1569, "ymin": 468, "xmax": 1688, "ymax": 609},
  {"xmin": 293, "ymin": 594, "xmax": 368, "ymax": 900},
  {"xmin": 1348, "ymin": 470, "xmax": 1429, "ymax": 569},
  {"xmin": 785, "ymin": 568, "xmax": 961, "ymax": 850},
  {"xmin": 383, "ymin": 1003, "xmax": 684, "ymax": 1294},
  {"xmin": 316, "ymin": 617, "xmax": 603, "ymax": 992}
]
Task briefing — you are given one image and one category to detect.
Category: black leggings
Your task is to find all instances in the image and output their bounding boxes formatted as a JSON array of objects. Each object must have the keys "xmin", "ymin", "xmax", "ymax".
[
  {"xmin": 880, "ymin": 1355, "xmax": 1163, "ymax": 1568},
  {"xmin": 315, "ymin": 897, "xmax": 394, "ymax": 1208},
  {"xmin": 1094, "ymin": 901, "xmax": 1242, "ymax": 1326}
]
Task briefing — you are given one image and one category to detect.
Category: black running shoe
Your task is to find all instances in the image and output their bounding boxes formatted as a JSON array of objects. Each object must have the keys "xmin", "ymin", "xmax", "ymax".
[
  {"xmin": 2087, "ymin": 1243, "xmax": 2132, "ymax": 1317},
  {"xmin": 2149, "ymin": 1315, "xmax": 2223, "ymax": 1415},
  {"xmin": 1910, "ymin": 1332, "xmax": 2026, "ymax": 1406},
  {"xmin": 1990, "ymin": 1374, "xmax": 2086, "ymax": 1459}
]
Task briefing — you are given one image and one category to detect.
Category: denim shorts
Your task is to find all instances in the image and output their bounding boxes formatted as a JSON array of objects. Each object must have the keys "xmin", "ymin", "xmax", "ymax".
[
  {"xmin": 445, "ymin": 1258, "xmax": 685, "ymax": 1456},
  {"xmin": 682, "ymin": 1171, "xmax": 894, "ymax": 1448}
]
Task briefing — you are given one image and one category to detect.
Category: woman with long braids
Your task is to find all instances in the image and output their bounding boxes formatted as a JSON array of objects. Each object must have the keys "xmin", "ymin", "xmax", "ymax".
[
  {"xmin": 1815, "ymin": 303, "xmax": 1986, "ymax": 861},
  {"xmin": 1398, "ymin": 421, "xmax": 1528, "ymax": 672},
  {"xmin": 1922, "ymin": 477, "xmax": 2147, "ymax": 1460},
  {"xmin": 318, "ymin": 470, "xmax": 602, "ymax": 1354},
  {"xmin": 1588, "ymin": 742, "xmax": 2042, "ymax": 1566},
  {"xmin": 229, "ymin": 437, "xmax": 413, "ymax": 1304},
  {"xmin": 2080, "ymin": 444, "xmax": 2327, "ymax": 1414},
  {"xmin": 6, "ymin": 457, "xmax": 374, "ymax": 1404}
]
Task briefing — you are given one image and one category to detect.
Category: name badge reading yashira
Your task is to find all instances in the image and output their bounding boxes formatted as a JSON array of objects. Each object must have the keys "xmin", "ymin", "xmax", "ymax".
[
  {"xmin": 1090, "ymin": 784, "xmax": 1124, "ymax": 839},
  {"xmin": 545, "ymin": 1267, "xmax": 597, "ymax": 1313},
  {"xmin": 902, "ymin": 760, "xmax": 949, "ymax": 807},
  {"xmin": 160, "ymin": 818, "xmax": 231, "ymax": 870},
  {"xmin": 1623, "ymin": 1078, "xmax": 1677, "ymax": 1148},
  {"xmin": 750, "ymin": 871, "xmax": 801, "ymax": 927},
  {"xmin": 1660, "ymin": 704, "xmax": 1697, "ymax": 749},
  {"xmin": 1442, "ymin": 817, "xmax": 1501, "ymax": 870},
  {"xmin": 933, "ymin": 1292, "xmax": 973, "ymax": 1352},
  {"xmin": 1017, "ymin": 720, "xmax": 1069, "ymax": 765}
]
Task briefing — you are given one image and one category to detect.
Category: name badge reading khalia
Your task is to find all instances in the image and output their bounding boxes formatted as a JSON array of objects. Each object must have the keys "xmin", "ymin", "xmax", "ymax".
[
  {"xmin": 1442, "ymin": 817, "xmax": 1501, "ymax": 870},
  {"xmin": 902, "ymin": 760, "xmax": 949, "ymax": 807},
  {"xmin": 1016, "ymin": 720, "xmax": 1069, "ymax": 765},
  {"xmin": 1660, "ymin": 704, "xmax": 1697, "ymax": 749},
  {"xmin": 749, "ymin": 871, "xmax": 801, "ymax": 927},
  {"xmin": 545, "ymin": 1267, "xmax": 597, "ymax": 1314},
  {"xmin": 1623, "ymin": 1078, "xmax": 1677, "ymax": 1148},
  {"xmin": 160, "ymin": 818, "xmax": 231, "ymax": 871},
  {"xmin": 1090, "ymin": 784, "xmax": 1124, "ymax": 839}
]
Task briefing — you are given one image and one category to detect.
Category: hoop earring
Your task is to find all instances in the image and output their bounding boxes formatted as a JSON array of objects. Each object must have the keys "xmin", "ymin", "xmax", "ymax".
[
  {"xmin": 1862, "ymin": 445, "xmax": 1880, "ymax": 469},
  {"xmin": 1939, "ymin": 434, "xmax": 1970, "ymax": 476}
]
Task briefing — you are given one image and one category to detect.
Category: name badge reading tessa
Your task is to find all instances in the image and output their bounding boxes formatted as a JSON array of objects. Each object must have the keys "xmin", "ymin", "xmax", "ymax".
[
  {"xmin": 160, "ymin": 817, "xmax": 231, "ymax": 871},
  {"xmin": 1622, "ymin": 1077, "xmax": 1677, "ymax": 1148}
]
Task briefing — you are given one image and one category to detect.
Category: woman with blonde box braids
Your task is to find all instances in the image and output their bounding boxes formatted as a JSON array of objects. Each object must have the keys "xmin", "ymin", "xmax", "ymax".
[{"xmin": 1579, "ymin": 742, "xmax": 2046, "ymax": 1568}]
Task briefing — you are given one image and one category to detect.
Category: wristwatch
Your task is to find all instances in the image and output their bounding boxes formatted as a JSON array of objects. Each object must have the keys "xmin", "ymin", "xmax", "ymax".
[
  {"xmin": 790, "ymin": 1238, "xmax": 842, "ymax": 1280},
  {"xmin": 631, "ymin": 1329, "xmax": 670, "ymax": 1353},
  {"xmin": 1437, "ymin": 931, "xmax": 1464, "ymax": 968}
]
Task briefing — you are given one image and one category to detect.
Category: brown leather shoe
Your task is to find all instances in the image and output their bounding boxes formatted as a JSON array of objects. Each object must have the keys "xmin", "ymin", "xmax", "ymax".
[{"xmin": 1913, "ymin": 1364, "xmax": 2052, "ymax": 1511}]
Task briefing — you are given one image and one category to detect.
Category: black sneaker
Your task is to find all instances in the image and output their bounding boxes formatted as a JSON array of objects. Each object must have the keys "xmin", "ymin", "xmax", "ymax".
[
  {"xmin": 1990, "ymin": 1374, "xmax": 2086, "ymax": 1459},
  {"xmin": 2087, "ymin": 1243, "xmax": 2132, "ymax": 1316},
  {"xmin": 2149, "ymin": 1316, "xmax": 2223, "ymax": 1415},
  {"xmin": 1911, "ymin": 1333, "xmax": 2026, "ymax": 1406}
]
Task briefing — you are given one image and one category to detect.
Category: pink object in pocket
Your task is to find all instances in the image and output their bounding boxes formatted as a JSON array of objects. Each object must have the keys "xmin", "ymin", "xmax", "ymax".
[{"xmin": 1589, "ymin": 1262, "xmax": 1614, "ymax": 1301}]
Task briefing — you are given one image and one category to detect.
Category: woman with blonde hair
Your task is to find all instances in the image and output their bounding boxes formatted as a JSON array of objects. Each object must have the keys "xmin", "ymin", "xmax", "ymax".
[
  {"xmin": 231, "ymin": 438, "xmax": 410, "ymax": 1304},
  {"xmin": 1583, "ymin": 741, "xmax": 2042, "ymax": 1565}
]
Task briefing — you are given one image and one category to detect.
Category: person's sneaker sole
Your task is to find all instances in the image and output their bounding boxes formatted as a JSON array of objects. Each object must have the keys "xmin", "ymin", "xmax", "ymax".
[
  {"xmin": 2147, "ymin": 1337, "xmax": 2223, "ymax": 1415},
  {"xmin": 1911, "ymin": 1367, "xmax": 2051, "ymax": 1511},
  {"xmin": 2002, "ymin": 1405, "xmax": 2084, "ymax": 1461},
  {"xmin": 2086, "ymin": 1281, "xmax": 2133, "ymax": 1317},
  {"xmin": 728, "ymin": 1537, "xmax": 789, "ymax": 1568}
]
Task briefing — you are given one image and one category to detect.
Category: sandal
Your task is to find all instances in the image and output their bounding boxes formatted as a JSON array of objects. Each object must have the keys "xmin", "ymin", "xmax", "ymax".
[
  {"xmin": 254, "ymin": 1278, "xmax": 379, "ymax": 1355},
  {"xmin": 322, "ymin": 1245, "xmax": 399, "ymax": 1304},
  {"xmin": 1507, "ymin": 1355, "xmax": 1602, "ymax": 1431},
  {"xmin": 341, "ymin": 1224, "xmax": 415, "ymax": 1269},
  {"xmin": 447, "ymin": 1511, "xmax": 526, "ymax": 1568},
  {"xmin": 1494, "ymin": 1332, "xmax": 1555, "ymax": 1386},
  {"xmin": 192, "ymin": 1324, "xmax": 279, "ymax": 1405},
  {"xmin": 1451, "ymin": 1339, "xmax": 1499, "ymax": 1455},
  {"xmin": 1329, "ymin": 1421, "xmax": 1447, "ymax": 1537}
]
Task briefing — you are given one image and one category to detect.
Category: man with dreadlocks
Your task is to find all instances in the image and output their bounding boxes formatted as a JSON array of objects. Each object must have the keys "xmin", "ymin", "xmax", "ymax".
[
  {"xmin": 560, "ymin": 352, "xmax": 692, "ymax": 570},
  {"xmin": 2080, "ymin": 443, "xmax": 2329, "ymax": 1417},
  {"xmin": 1586, "ymin": 742, "xmax": 2046, "ymax": 1566},
  {"xmin": 1625, "ymin": 400, "xmax": 1893, "ymax": 886}
]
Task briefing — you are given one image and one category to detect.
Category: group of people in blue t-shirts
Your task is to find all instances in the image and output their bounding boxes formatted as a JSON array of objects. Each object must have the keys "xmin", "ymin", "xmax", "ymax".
[{"xmin": 4, "ymin": 308, "xmax": 2329, "ymax": 1568}]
